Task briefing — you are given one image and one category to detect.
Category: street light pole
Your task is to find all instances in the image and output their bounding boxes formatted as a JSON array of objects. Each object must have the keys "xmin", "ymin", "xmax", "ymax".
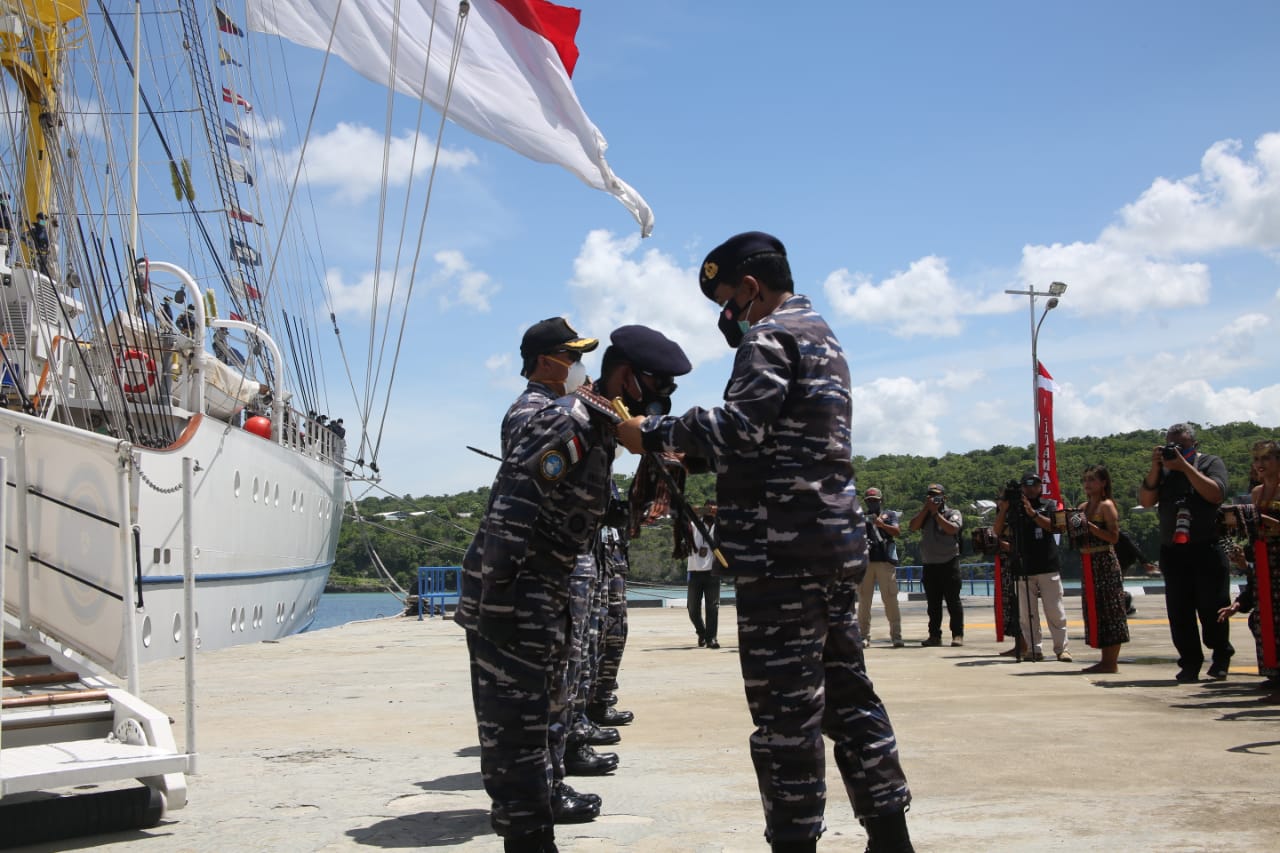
[{"xmin": 1003, "ymin": 282, "xmax": 1067, "ymax": 453}]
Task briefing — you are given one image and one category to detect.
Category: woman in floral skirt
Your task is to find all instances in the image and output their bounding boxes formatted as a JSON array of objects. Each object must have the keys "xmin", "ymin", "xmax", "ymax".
[{"xmin": 1076, "ymin": 464, "xmax": 1128, "ymax": 673}]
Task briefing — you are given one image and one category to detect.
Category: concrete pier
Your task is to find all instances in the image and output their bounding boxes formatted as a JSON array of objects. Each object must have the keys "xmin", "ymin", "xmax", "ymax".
[{"xmin": 18, "ymin": 595, "xmax": 1279, "ymax": 852}]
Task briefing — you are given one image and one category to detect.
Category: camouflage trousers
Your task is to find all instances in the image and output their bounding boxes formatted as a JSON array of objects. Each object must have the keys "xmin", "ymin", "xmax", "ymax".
[
  {"xmin": 577, "ymin": 565, "xmax": 606, "ymax": 715},
  {"xmin": 550, "ymin": 557, "xmax": 598, "ymax": 779},
  {"xmin": 466, "ymin": 570, "xmax": 571, "ymax": 837},
  {"xmin": 593, "ymin": 572, "xmax": 628, "ymax": 699},
  {"xmin": 734, "ymin": 573, "xmax": 911, "ymax": 843}
]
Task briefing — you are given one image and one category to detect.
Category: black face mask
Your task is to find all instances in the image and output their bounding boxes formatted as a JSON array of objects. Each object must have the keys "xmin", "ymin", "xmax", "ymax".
[
  {"xmin": 717, "ymin": 295, "xmax": 754, "ymax": 348},
  {"xmin": 623, "ymin": 371, "xmax": 676, "ymax": 417}
]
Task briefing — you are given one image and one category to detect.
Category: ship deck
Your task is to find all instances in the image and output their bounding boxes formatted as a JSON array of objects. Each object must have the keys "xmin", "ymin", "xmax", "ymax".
[{"xmin": 22, "ymin": 594, "xmax": 1280, "ymax": 852}]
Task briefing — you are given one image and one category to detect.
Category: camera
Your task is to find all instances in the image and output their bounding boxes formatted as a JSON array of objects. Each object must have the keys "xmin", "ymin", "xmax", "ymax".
[
  {"xmin": 930, "ymin": 494, "xmax": 945, "ymax": 506},
  {"xmin": 1001, "ymin": 479, "xmax": 1021, "ymax": 505},
  {"xmin": 1161, "ymin": 443, "xmax": 1181, "ymax": 460}
]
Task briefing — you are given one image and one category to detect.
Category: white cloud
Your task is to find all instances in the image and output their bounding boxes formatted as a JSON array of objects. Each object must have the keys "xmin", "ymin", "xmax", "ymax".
[
  {"xmin": 1105, "ymin": 134, "xmax": 1280, "ymax": 255},
  {"xmin": 850, "ymin": 375, "xmax": 956, "ymax": 456},
  {"xmin": 567, "ymin": 229, "xmax": 727, "ymax": 368},
  {"xmin": 1017, "ymin": 241, "xmax": 1210, "ymax": 315},
  {"xmin": 1016, "ymin": 132, "xmax": 1280, "ymax": 318},
  {"xmin": 324, "ymin": 267, "xmax": 382, "ymax": 317},
  {"xmin": 434, "ymin": 250, "xmax": 497, "ymax": 312},
  {"xmin": 1050, "ymin": 313, "xmax": 1280, "ymax": 437},
  {"xmin": 824, "ymin": 256, "xmax": 1013, "ymax": 338},
  {"xmin": 294, "ymin": 122, "xmax": 477, "ymax": 203}
]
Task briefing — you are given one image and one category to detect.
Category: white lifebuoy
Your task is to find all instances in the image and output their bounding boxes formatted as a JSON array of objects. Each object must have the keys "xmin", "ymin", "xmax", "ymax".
[{"xmin": 118, "ymin": 348, "xmax": 157, "ymax": 394}]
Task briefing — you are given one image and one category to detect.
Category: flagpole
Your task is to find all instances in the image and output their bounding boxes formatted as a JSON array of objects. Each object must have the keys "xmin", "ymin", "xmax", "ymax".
[{"xmin": 1004, "ymin": 282, "xmax": 1068, "ymax": 468}]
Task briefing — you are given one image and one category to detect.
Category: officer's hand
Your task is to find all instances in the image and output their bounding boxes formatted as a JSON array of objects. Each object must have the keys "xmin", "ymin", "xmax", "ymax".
[
  {"xmin": 617, "ymin": 416, "xmax": 645, "ymax": 454},
  {"xmin": 1150, "ymin": 446, "xmax": 1165, "ymax": 466}
]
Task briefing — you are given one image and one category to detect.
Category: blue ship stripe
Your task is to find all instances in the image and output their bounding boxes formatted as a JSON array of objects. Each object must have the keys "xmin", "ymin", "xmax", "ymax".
[{"xmin": 141, "ymin": 562, "xmax": 332, "ymax": 585}]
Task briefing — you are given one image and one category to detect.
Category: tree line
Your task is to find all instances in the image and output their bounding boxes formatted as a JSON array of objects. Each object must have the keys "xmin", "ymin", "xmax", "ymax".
[{"xmin": 332, "ymin": 421, "xmax": 1273, "ymax": 590}]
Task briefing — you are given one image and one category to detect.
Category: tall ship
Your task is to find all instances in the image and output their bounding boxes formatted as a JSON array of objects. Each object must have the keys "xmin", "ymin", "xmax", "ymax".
[
  {"xmin": 0, "ymin": 0, "xmax": 647, "ymax": 837},
  {"xmin": 0, "ymin": 0, "xmax": 345, "ymax": 829}
]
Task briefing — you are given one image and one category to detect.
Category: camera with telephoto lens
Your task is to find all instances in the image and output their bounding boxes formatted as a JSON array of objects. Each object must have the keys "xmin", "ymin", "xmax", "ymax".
[
  {"xmin": 931, "ymin": 494, "xmax": 945, "ymax": 506},
  {"xmin": 1001, "ymin": 479, "xmax": 1021, "ymax": 505},
  {"xmin": 1161, "ymin": 443, "xmax": 1181, "ymax": 460}
]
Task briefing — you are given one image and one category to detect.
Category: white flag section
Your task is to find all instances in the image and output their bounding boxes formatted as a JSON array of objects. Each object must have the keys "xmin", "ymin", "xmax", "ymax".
[{"xmin": 246, "ymin": 0, "xmax": 654, "ymax": 235}]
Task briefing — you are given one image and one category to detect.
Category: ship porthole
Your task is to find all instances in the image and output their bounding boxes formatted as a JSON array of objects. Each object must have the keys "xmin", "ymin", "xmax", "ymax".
[
  {"xmin": 172, "ymin": 613, "xmax": 182, "ymax": 644},
  {"xmin": 253, "ymin": 476, "xmax": 260, "ymax": 503},
  {"xmin": 289, "ymin": 602, "xmax": 296, "ymax": 622},
  {"xmin": 230, "ymin": 609, "xmax": 238, "ymax": 633},
  {"xmin": 239, "ymin": 607, "xmax": 246, "ymax": 631},
  {"xmin": 141, "ymin": 615, "xmax": 152, "ymax": 647},
  {"xmin": 234, "ymin": 470, "xmax": 241, "ymax": 497},
  {"xmin": 274, "ymin": 484, "xmax": 280, "ymax": 507}
]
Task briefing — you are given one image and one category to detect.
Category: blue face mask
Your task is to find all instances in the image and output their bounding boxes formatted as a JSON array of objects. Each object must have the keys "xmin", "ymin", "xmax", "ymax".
[{"xmin": 717, "ymin": 295, "xmax": 754, "ymax": 348}]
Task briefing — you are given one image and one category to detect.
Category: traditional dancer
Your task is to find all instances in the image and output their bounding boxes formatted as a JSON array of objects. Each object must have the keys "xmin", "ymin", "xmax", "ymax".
[{"xmin": 1076, "ymin": 464, "xmax": 1129, "ymax": 673}]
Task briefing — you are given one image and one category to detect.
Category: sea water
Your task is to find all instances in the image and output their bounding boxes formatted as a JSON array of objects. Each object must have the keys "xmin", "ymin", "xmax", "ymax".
[{"xmin": 309, "ymin": 592, "xmax": 405, "ymax": 632}]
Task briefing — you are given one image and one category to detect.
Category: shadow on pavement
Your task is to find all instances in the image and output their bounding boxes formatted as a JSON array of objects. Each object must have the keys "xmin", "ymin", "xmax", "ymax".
[
  {"xmin": 418, "ymin": 772, "xmax": 484, "ymax": 793},
  {"xmin": 347, "ymin": 807, "xmax": 491, "ymax": 848}
]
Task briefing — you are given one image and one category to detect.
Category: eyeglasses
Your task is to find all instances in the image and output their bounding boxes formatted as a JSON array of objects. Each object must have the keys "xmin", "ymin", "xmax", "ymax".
[
  {"xmin": 548, "ymin": 349, "xmax": 583, "ymax": 363},
  {"xmin": 637, "ymin": 369, "xmax": 676, "ymax": 396}
]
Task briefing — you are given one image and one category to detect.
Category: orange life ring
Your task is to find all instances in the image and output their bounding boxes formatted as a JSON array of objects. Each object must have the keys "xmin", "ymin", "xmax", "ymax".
[{"xmin": 118, "ymin": 348, "xmax": 157, "ymax": 394}]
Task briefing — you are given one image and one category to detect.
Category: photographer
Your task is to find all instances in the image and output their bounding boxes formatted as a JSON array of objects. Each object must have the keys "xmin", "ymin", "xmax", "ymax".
[
  {"xmin": 1138, "ymin": 423, "xmax": 1233, "ymax": 682},
  {"xmin": 858, "ymin": 488, "xmax": 904, "ymax": 648},
  {"xmin": 993, "ymin": 472, "xmax": 1071, "ymax": 663},
  {"xmin": 910, "ymin": 483, "xmax": 965, "ymax": 647}
]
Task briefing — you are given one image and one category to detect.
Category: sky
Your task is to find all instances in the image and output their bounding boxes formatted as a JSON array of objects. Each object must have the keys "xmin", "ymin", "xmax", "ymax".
[{"xmin": 231, "ymin": 1, "xmax": 1280, "ymax": 498}]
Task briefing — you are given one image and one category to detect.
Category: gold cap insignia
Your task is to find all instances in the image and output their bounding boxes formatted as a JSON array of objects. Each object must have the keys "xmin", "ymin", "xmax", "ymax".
[{"xmin": 703, "ymin": 261, "xmax": 718, "ymax": 281}]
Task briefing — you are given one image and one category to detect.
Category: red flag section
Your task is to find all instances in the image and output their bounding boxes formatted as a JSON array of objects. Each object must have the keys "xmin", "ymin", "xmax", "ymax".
[
  {"xmin": 1036, "ymin": 362, "xmax": 1061, "ymax": 507},
  {"xmin": 493, "ymin": 0, "xmax": 581, "ymax": 76}
]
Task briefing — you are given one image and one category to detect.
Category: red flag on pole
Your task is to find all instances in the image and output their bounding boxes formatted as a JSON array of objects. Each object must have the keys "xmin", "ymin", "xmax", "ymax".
[{"xmin": 1036, "ymin": 362, "xmax": 1061, "ymax": 506}]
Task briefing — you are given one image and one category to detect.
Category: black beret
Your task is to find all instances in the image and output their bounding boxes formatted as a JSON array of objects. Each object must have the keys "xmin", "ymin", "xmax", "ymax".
[
  {"xmin": 609, "ymin": 325, "xmax": 692, "ymax": 377},
  {"xmin": 519, "ymin": 317, "xmax": 598, "ymax": 360},
  {"xmin": 699, "ymin": 231, "xmax": 787, "ymax": 300}
]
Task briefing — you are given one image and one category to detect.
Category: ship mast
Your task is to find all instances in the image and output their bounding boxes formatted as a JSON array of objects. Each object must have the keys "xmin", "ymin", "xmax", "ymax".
[{"xmin": 0, "ymin": 1, "xmax": 86, "ymax": 226}]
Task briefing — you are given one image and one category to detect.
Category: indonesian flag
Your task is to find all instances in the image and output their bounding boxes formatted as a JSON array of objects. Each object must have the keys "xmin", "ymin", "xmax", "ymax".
[
  {"xmin": 1036, "ymin": 361, "xmax": 1061, "ymax": 505},
  {"xmin": 246, "ymin": 0, "xmax": 654, "ymax": 235},
  {"xmin": 222, "ymin": 86, "xmax": 253, "ymax": 112}
]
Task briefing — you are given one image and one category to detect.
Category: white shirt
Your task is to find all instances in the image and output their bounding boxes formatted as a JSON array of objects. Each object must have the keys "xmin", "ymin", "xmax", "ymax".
[{"xmin": 687, "ymin": 525, "xmax": 714, "ymax": 572}]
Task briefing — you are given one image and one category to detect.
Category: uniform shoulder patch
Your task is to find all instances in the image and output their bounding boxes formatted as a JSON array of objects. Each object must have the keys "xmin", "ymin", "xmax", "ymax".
[{"xmin": 538, "ymin": 449, "xmax": 568, "ymax": 481}]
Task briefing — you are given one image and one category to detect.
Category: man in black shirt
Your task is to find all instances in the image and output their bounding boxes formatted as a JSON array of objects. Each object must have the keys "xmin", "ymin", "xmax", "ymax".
[
  {"xmin": 1138, "ymin": 423, "xmax": 1233, "ymax": 682},
  {"xmin": 994, "ymin": 472, "xmax": 1071, "ymax": 662}
]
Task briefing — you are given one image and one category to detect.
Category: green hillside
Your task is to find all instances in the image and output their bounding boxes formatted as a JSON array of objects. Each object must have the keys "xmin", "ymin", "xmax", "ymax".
[{"xmin": 333, "ymin": 421, "xmax": 1274, "ymax": 590}]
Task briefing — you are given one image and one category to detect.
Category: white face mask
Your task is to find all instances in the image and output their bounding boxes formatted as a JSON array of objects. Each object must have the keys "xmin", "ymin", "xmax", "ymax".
[
  {"xmin": 546, "ymin": 354, "xmax": 586, "ymax": 394},
  {"xmin": 562, "ymin": 359, "xmax": 587, "ymax": 394}
]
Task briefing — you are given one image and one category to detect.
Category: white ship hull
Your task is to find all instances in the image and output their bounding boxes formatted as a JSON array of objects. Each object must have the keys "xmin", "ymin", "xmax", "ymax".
[{"xmin": 1, "ymin": 409, "xmax": 343, "ymax": 674}]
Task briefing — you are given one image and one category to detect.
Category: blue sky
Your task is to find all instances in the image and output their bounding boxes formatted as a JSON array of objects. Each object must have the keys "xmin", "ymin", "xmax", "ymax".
[{"xmin": 238, "ymin": 1, "xmax": 1280, "ymax": 497}]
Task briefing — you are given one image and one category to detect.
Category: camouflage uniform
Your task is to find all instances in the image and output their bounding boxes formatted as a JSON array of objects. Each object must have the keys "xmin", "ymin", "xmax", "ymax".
[
  {"xmin": 455, "ymin": 387, "xmax": 616, "ymax": 838},
  {"xmin": 592, "ymin": 524, "xmax": 630, "ymax": 704},
  {"xmin": 639, "ymin": 294, "xmax": 911, "ymax": 843}
]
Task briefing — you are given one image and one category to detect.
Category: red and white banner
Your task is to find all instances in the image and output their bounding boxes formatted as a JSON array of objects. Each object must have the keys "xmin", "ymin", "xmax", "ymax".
[
  {"xmin": 1036, "ymin": 361, "xmax": 1061, "ymax": 506},
  {"xmin": 247, "ymin": 0, "xmax": 654, "ymax": 235}
]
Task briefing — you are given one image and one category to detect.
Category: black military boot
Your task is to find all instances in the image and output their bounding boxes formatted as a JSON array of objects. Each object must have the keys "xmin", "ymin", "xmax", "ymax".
[
  {"xmin": 504, "ymin": 827, "xmax": 558, "ymax": 852},
  {"xmin": 584, "ymin": 720, "xmax": 621, "ymax": 746},
  {"xmin": 554, "ymin": 780, "xmax": 601, "ymax": 807},
  {"xmin": 863, "ymin": 808, "xmax": 914, "ymax": 853},
  {"xmin": 771, "ymin": 840, "xmax": 817, "ymax": 853},
  {"xmin": 551, "ymin": 781, "xmax": 601, "ymax": 824},
  {"xmin": 563, "ymin": 742, "xmax": 619, "ymax": 775},
  {"xmin": 587, "ymin": 703, "xmax": 634, "ymax": 726}
]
